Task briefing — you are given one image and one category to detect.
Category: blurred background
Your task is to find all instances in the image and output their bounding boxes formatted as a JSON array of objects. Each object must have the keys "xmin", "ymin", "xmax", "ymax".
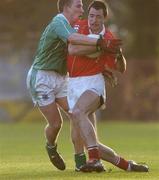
[{"xmin": 0, "ymin": 0, "xmax": 159, "ymax": 123}]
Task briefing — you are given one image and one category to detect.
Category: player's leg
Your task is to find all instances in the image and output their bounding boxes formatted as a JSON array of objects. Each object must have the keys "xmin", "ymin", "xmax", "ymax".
[
  {"xmin": 89, "ymin": 113, "xmax": 149, "ymax": 172},
  {"xmin": 89, "ymin": 113, "xmax": 119, "ymax": 163},
  {"xmin": 88, "ymin": 113, "xmax": 97, "ymax": 130},
  {"xmin": 88, "ymin": 113, "xmax": 129, "ymax": 170},
  {"xmin": 57, "ymin": 96, "xmax": 89, "ymax": 171},
  {"xmin": 57, "ymin": 96, "xmax": 86, "ymax": 171},
  {"xmin": 39, "ymin": 103, "xmax": 62, "ymax": 146},
  {"xmin": 43, "ymin": 76, "xmax": 70, "ymax": 171},
  {"xmin": 70, "ymin": 90, "xmax": 105, "ymax": 172},
  {"xmin": 56, "ymin": 95, "xmax": 87, "ymax": 171},
  {"xmin": 70, "ymin": 113, "xmax": 99, "ymax": 171},
  {"xmin": 39, "ymin": 101, "xmax": 66, "ymax": 170},
  {"xmin": 71, "ymin": 90, "xmax": 100, "ymax": 146},
  {"xmin": 70, "ymin": 121, "xmax": 87, "ymax": 171},
  {"xmin": 71, "ymin": 101, "xmax": 149, "ymax": 172},
  {"xmin": 27, "ymin": 70, "xmax": 66, "ymax": 170},
  {"xmin": 71, "ymin": 113, "xmax": 96, "ymax": 171},
  {"xmin": 88, "ymin": 113, "xmax": 121, "ymax": 164},
  {"xmin": 71, "ymin": 112, "xmax": 148, "ymax": 172},
  {"xmin": 56, "ymin": 91, "xmax": 89, "ymax": 172}
]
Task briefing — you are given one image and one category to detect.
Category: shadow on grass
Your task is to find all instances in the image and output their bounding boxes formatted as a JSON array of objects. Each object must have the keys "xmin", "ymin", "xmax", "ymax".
[
  {"xmin": 1, "ymin": 169, "xmax": 152, "ymax": 180},
  {"xmin": 0, "ymin": 169, "xmax": 131, "ymax": 180}
]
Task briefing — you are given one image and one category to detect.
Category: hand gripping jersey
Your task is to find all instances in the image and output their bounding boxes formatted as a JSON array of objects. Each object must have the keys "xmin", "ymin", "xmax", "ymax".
[{"xmin": 67, "ymin": 19, "xmax": 117, "ymax": 77}]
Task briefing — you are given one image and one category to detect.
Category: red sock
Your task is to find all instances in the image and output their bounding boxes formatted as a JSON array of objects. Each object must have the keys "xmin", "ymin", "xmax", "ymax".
[
  {"xmin": 87, "ymin": 146, "xmax": 100, "ymax": 161},
  {"xmin": 115, "ymin": 157, "xmax": 129, "ymax": 170}
]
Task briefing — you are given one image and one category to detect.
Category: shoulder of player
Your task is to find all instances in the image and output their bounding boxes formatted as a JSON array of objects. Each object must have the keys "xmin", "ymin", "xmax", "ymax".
[
  {"xmin": 74, "ymin": 19, "xmax": 89, "ymax": 34},
  {"xmin": 51, "ymin": 14, "xmax": 70, "ymax": 26}
]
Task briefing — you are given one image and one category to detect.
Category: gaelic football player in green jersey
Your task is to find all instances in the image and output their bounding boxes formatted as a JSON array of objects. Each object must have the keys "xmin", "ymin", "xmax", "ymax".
[{"xmin": 27, "ymin": 0, "xmax": 121, "ymax": 171}]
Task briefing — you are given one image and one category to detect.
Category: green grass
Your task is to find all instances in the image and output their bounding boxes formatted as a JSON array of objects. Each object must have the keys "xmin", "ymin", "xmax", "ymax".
[{"xmin": 0, "ymin": 121, "xmax": 159, "ymax": 180}]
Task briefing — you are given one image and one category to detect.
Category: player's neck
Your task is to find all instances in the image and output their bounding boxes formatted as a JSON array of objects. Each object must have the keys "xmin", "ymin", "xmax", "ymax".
[{"xmin": 63, "ymin": 12, "xmax": 74, "ymax": 26}]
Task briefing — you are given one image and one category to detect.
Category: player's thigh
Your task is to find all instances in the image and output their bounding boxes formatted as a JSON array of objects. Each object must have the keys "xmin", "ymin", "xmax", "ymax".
[
  {"xmin": 39, "ymin": 102, "xmax": 62, "ymax": 126},
  {"xmin": 73, "ymin": 90, "xmax": 101, "ymax": 114},
  {"xmin": 56, "ymin": 96, "xmax": 69, "ymax": 113}
]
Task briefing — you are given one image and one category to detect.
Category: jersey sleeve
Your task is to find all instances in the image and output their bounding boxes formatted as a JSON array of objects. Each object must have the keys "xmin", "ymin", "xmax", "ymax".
[{"xmin": 52, "ymin": 17, "xmax": 76, "ymax": 43}]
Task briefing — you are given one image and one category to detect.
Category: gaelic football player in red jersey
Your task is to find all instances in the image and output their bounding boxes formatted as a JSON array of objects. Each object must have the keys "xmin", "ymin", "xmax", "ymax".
[{"xmin": 67, "ymin": 0, "xmax": 149, "ymax": 172}]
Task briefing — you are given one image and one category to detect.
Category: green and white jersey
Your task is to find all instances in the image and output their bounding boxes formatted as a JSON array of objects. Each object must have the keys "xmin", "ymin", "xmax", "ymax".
[{"xmin": 32, "ymin": 14, "xmax": 76, "ymax": 75}]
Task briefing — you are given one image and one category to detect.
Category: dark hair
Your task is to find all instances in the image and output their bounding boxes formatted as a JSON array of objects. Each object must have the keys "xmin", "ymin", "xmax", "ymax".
[
  {"xmin": 57, "ymin": 0, "xmax": 72, "ymax": 13},
  {"xmin": 88, "ymin": 0, "xmax": 108, "ymax": 17}
]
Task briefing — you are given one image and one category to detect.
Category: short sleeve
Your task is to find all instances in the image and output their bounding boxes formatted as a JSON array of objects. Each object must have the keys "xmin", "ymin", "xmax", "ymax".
[{"xmin": 52, "ymin": 17, "xmax": 76, "ymax": 43}]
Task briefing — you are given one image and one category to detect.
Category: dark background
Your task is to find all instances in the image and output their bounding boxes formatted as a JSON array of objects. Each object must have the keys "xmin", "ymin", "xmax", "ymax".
[{"xmin": 0, "ymin": 0, "xmax": 159, "ymax": 121}]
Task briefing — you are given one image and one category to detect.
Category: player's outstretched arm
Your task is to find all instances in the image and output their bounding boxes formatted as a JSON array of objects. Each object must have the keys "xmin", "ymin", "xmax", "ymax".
[
  {"xmin": 68, "ymin": 44, "xmax": 97, "ymax": 56},
  {"xmin": 68, "ymin": 33, "xmax": 122, "ymax": 55},
  {"xmin": 68, "ymin": 33, "xmax": 97, "ymax": 46}
]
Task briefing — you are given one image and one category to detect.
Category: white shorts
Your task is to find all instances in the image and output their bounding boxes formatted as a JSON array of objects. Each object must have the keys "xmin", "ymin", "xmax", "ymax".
[
  {"xmin": 26, "ymin": 67, "xmax": 68, "ymax": 106},
  {"xmin": 67, "ymin": 73, "xmax": 106, "ymax": 111}
]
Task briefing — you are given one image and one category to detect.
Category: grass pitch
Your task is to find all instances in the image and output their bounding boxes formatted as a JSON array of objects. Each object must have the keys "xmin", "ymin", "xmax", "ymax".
[{"xmin": 0, "ymin": 120, "xmax": 159, "ymax": 180}]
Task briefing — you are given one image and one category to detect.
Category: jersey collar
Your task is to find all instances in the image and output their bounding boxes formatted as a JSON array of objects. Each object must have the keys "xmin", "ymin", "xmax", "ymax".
[{"xmin": 57, "ymin": 13, "xmax": 71, "ymax": 25}]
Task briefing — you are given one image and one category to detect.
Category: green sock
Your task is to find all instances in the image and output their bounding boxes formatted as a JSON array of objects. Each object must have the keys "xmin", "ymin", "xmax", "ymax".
[{"xmin": 74, "ymin": 153, "xmax": 86, "ymax": 169}]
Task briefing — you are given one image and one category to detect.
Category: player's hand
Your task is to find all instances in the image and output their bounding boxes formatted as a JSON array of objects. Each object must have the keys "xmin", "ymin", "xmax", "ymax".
[
  {"xmin": 97, "ymin": 36, "xmax": 122, "ymax": 54},
  {"xmin": 105, "ymin": 39, "xmax": 122, "ymax": 54},
  {"xmin": 102, "ymin": 69, "xmax": 118, "ymax": 87},
  {"xmin": 115, "ymin": 48, "xmax": 127, "ymax": 73},
  {"xmin": 116, "ymin": 48, "xmax": 125, "ymax": 61}
]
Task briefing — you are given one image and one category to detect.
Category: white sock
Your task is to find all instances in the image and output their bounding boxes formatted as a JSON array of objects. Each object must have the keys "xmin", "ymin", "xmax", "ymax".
[{"xmin": 127, "ymin": 163, "xmax": 131, "ymax": 171}]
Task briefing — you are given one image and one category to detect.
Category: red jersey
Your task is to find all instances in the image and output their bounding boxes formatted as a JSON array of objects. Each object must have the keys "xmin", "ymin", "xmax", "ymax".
[{"xmin": 67, "ymin": 19, "xmax": 116, "ymax": 77}]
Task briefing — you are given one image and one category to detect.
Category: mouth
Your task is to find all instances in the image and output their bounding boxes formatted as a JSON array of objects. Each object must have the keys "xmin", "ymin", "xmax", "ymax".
[{"xmin": 91, "ymin": 23, "xmax": 98, "ymax": 27}]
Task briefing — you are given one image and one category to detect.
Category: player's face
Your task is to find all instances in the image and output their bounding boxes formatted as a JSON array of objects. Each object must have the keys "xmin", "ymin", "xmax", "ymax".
[
  {"xmin": 68, "ymin": 0, "xmax": 84, "ymax": 24},
  {"xmin": 88, "ymin": 7, "xmax": 105, "ymax": 34}
]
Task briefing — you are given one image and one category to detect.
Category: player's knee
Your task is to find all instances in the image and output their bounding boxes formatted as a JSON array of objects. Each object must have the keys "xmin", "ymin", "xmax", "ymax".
[
  {"xmin": 70, "ymin": 108, "xmax": 84, "ymax": 122},
  {"xmin": 46, "ymin": 120, "xmax": 62, "ymax": 132}
]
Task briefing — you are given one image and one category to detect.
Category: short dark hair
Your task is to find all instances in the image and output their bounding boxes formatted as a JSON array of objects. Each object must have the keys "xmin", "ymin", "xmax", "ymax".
[
  {"xmin": 57, "ymin": 0, "xmax": 73, "ymax": 13},
  {"xmin": 88, "ymin": 0, "xmax": 108, "ymax": 17}
]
